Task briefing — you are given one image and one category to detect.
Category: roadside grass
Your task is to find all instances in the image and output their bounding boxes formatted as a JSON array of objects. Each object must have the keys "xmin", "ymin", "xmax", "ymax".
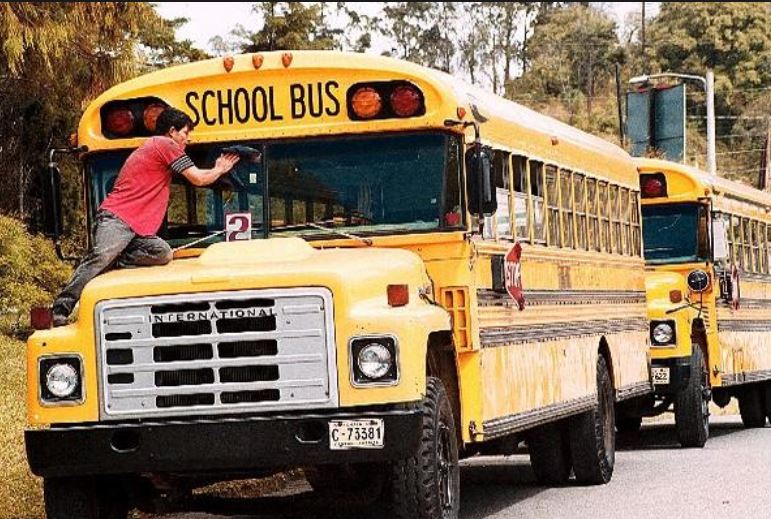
[{"xmin": 0, "ymin": 336, "xmax": 43, "ymax": 519}]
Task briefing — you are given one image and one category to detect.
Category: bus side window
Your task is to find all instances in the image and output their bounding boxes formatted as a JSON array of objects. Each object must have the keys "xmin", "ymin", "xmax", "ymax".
[
  {"xmin": 512, "ymin": 155, "xmax": 529, "ymax": 242},
  {"xmin": 630, "ymin": 191, "xmax": 641, "ymax": 256},
  {"xmin": 545, "ymin": 166, "xmax": 560, "ymax": 247},
  {"xmin": 742, "ymin": 217, "xmax": 752, "ymax": 271},
  {"xmin": 486, "ymin": 149, "xmax": 512, "ymax": 240},
  {"xmin": 752, "ymin": 220, "xmax": 761, "ymax": 273},
  {"xmin": 530, "ymin": 160, "xmax": 545, "ymax": 244},
  {"xmin": 559, "ymin": 169, "xmax": 574, "ymax": 248},
  {"xmin": 620, "ymin": 187, "xmax": 630, "ymax": 255},
  {"xmin": 443, "ymin": 135, "xmax": 463, "ymax": 229},
  {"xmin": 609, "ymin": 184, "xmax": 620, "ymax": 254},
  {"xmin": 598, "ymin": 181, "xmax": 610, "ymax": 252},
  {"xmin": 759, "ymin": 222, "xmax": 767, "ymax": 274},
  {"xmin": 586, "ymin": 177, "xmax": 599, "ymax": 251},
  {"xmin": 729, "ymin": 214, "xmax": 740, "ymax": 267},
  {"xmin": 766, "ymin": 222, "xmax": 771, "ymax": 273},
  {"xmin": 574, "ymin": 173, "xmax": 586, "ymax": 250}
]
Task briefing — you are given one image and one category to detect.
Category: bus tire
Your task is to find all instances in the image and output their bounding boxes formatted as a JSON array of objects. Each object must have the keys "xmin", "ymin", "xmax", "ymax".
[
  {"xmin": 390, "ymin": 377, "xmax": 460, "ymax": 519},
  {"xmin": 615, "ymin": 414, "xmax": 642, "ymax": 433},
  {"xmin": 44, "ymin": 477, "xmax": 128, "ymax": 519},
  {"xmin": 764, "ymin": 383, "xmax": 771, "ymax": 422},
  {"xmin": 526, "ymin": 421, "xmax": 572, "ymax": 485},
  {"xmin": 738, "ymin": 385, "xmax": 767, "ymax": 428},
  {"xmin": 568, "ymin": 355, "xmax": 615, "ymax": 485},
  {"xmin": 674, "ymin": 348, "xmax": 710, "ymax": 448}
]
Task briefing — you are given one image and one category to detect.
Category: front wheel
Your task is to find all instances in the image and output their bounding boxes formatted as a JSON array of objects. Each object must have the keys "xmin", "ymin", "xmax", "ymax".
[
  {"xmin": 44, "ymin": 477, "xmax": 129, "ymax": 519},
  {"xmin": 390, "ymin": 377, "xmax": 460, "ymax": 519},
  {"xmin": 568, "ymin": 355, "xmax": 615, "ymax": 485},
  {"xmin": 674, "ymin": 348, "xmax": 710, "ymax": 448}
]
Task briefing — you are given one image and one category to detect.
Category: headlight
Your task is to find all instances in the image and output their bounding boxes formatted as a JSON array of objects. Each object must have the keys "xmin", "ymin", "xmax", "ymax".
[
  {"xmin": 687, "ymin": 269, "xmax": 710, "ymax": 292},
  {"xmin": 350, "ymin": 337, "xmax": 398, "ymax": 385},
  {"xmin": 651, "ymin": 322, "xmax": 675, "ymax": 345},
  {"xmin": 45, "ymin": 363, "xmax": 79, "ymax": 398},
  {"xmin": 39, "ymin": 356, "xmax": 82, "ymax": 402},
  {"xmin": 357, "ymin": 343, "xmax": 393, "ymax": 379}
]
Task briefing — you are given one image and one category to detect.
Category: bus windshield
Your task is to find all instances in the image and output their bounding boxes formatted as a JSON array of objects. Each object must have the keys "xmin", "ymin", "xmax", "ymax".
[
  {"xmin": 86, "ymin": 132, "xmax": 464, "ymax": 248},
  {"xmin": 642, "ymin": 203, "xmax": 709, "ymax": 264}
]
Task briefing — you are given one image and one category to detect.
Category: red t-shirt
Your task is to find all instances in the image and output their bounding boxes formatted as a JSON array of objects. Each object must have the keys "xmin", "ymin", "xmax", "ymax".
[{"xmin": 100, "ymin": 136, "xmax": 194, "ymax": 236}]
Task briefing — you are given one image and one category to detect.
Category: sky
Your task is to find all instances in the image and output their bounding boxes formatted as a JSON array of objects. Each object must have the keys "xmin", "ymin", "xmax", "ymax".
[{"xmin": 154, "ymin": 2, "xmax": 661, "ymax": 56}]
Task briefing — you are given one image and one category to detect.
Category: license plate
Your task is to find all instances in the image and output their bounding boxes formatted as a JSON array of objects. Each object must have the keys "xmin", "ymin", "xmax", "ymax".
[
  {"xmin": 329, "ymin": 419, "xmax": 384, "ymax": 450},
  {"xmin": 652, "ymin": 366, "xmax": 671, "ymax": 385}
]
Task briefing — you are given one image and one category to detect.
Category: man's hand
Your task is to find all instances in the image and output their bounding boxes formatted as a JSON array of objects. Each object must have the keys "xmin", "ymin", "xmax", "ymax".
[
  {"xmin": 215, "ymin": 152, "xmax": 240, "ymax": 177},
  {"xmin": 181, "ymin": 153, "xmax": 240, "ymax": 187}
]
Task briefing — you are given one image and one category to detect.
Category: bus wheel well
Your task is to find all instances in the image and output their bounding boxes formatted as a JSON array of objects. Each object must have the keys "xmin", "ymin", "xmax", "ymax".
[
  {"xmin": 427, "ymin": 331, "xmax": 461, "ymax": 445},
  {"xmin": 598, "ymin": 337, "xmax": 615, "ymax": 390}
]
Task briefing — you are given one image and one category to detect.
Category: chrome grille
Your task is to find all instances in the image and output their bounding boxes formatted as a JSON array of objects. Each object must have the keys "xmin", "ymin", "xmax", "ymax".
[{"xmin": 96, "ymin": 288, "xmax": 337, "ymax": 419}]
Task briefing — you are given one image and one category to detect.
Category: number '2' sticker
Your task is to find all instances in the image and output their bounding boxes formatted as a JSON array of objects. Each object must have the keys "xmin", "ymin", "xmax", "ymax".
[{"xmin": 226, "ymin": 212, "xmax": 252, "ymax": 241}]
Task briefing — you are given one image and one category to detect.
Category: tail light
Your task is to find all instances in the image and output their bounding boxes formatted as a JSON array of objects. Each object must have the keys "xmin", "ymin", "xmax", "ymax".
[
  {"xmin": 347, "ymin": 81, "xmax": 425, "ymax": 121},
  {"xmin": 390, "ymin": 86, "xmax": 421, "ymax": 117},
  {"xmin": 30, "ymin": 307, "xmax": 53, "ymax": 330},
  {"xmin": 351, "ymin": 87, "xmax": 383, "ymax": 119},
  {"xmin": 640, "ymin": 173, "xmax": 667, "ymax": 198},
  {"xmin": 100, "ymin": 97, "xmax": 169, "ymax": 139}
]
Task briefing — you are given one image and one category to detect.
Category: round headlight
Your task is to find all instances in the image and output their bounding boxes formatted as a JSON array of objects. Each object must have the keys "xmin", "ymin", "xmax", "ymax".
[
  {"xmin": 652, "ymin": 323, "xmax": 674, "ymax": 345},
  {"xmin": 357, "ymin": 343, "xmax": 393, "ymax": 379},
  {"xmin": 687, "ymin": 269, "xmax": 710, "ymax": 293},
  {"xmin": 45, "ymin": 363, "xmax": 79, "ymax": 398}
]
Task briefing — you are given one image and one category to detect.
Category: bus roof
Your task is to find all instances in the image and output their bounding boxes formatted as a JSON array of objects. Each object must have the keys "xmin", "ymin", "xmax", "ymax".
[
  {"xmin": 79, "ymin": 50, "xmax": 634, "ymax": 183},
  {"xmin": 635, "ymin": 157, "xmax": 771, "ymax": 213}
]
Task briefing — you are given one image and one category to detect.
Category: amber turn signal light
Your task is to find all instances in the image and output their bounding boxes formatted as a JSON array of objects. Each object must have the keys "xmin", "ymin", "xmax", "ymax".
[
  {"xmin": 351, "ymin": 87, "xmax": 383, "ymax": 119},
  {"xmin": 387, "ymin": 284, "xmax": 409, "ymax": 307}
]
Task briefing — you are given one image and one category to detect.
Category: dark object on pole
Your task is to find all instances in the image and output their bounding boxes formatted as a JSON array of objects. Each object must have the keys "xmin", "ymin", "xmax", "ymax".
[{"xmin": 615, "ymin": 63, "xmax": 625, "ymax": 147}]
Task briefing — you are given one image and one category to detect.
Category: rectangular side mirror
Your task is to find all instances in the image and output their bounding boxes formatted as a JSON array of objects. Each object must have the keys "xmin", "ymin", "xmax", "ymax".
[
  {"xmin": 465, "ymin": 147, "xmax": 497, "ymax": 216},
  {"xmin": 40, "ymin": 161, "xmax": 63, "ymax": 240},
  {"xmin": 712, "ymin": 218, "xmax": 729, "ymax": 261}
]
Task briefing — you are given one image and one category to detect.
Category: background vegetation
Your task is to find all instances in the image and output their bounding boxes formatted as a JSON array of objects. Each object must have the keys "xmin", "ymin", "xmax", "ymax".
[{"xmin": 0, "ymin": 3, "xmax": 768, "ymax": 518}]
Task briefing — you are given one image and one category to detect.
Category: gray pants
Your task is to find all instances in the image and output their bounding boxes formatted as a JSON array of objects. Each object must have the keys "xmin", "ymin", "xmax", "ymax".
[{"xmin": 53, "ymin": 210, "xmax": 172, "ymax": 317}]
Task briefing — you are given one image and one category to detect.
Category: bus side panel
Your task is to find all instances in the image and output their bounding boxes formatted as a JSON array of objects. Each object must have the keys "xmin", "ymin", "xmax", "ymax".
[{"xmin": 716, "ymin": 278, "xmax": 771, "ymax": 385}]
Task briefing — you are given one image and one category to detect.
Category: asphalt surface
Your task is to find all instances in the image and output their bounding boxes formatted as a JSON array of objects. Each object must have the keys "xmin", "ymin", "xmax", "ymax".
[{"xmin": 155, "ymin": 415, "xmax": 771, "ymax": 519}]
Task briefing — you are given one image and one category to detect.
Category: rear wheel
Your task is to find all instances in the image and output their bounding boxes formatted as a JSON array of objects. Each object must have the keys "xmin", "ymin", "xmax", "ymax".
[
  {"xmin": 764, "ymin": 382, "xmax": 771, "ymax": 423},
  {"xmin": 739, "ymin": 384, "xmax": 767, "ymax": 428},
  {"xmin": 44, "ymin": 477, "xmax": 129, "ymax": 519},
  {"xmin": 526, "ymin": 421, "xmax": 572, "ymax": 485},
  {"xmin": 674, "ymin": 348, "xmax": 710, "ymax": 448},
  {"xmin": 390, "ymin": 377, "xmax": 460, "ymax": 519},
  {"xmin": 568, "ymin": 355, "xmax": 615, "ymax": 485}
]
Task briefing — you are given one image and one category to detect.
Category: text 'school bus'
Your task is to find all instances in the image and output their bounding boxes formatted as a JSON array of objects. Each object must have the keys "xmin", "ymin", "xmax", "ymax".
[
  {"xmin": 26, "ymin": 51, "xmax": 652, "ymax": 519},
  {"xmin": 630, "ymin": 158, "xmax": 771, "ymax": 447}
]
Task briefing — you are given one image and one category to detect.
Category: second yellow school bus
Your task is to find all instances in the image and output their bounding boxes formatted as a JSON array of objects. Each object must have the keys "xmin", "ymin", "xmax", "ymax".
[
  {"xmin": 26, "ymin": 51, "xmax": 651, "ymax": 519},
  {"xmin": 633, "ymin": 158, "xmax": 771, "ymax": 445}
]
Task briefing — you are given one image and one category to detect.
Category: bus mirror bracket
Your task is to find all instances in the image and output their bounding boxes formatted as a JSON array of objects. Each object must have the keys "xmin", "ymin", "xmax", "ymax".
[
  {"xmin": 446, "ymin": 119, "xmax": 497, "ymax": 223},
  {"xmin": 711, "ymin": 217, "xmax": 729, "ymax": 262}
]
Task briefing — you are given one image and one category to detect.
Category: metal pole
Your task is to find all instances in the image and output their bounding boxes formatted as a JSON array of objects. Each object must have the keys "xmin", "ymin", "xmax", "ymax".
[
  {"xmin": 706, "ymin": 68, "xmax": 716, "ymax": 176},
  {"xmin": 615, "ymin": 63, "xmax": 625, "ymax": 146}
]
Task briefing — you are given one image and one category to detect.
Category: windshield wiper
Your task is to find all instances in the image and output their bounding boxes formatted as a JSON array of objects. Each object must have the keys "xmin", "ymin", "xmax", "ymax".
[{"xmin": 272, "ymin": 222, "xmax": 372, "ymax": 246}]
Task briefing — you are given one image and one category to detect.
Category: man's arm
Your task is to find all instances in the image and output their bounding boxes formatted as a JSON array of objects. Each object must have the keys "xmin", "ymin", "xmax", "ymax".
[{"xmin": 180, "ymin": 153, "xmax": 240, "ymax": 187}]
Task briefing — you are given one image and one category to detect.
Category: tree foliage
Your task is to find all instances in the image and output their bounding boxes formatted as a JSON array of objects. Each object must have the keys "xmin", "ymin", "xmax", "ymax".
[{"xmin": 231, "ymin": 2, "xmax": 336, "ymax": 53}]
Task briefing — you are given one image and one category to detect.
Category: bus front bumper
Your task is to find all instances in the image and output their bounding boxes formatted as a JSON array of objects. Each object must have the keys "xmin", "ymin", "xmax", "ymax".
[{"xmin": 26, "ymin": 408, "xmax": 421, "ymax": 478}]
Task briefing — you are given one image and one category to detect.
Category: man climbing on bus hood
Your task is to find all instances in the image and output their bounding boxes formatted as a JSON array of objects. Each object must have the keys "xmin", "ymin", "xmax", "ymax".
[{"xmin": 51, "ymin": 107, "xmax": 240, "ymax": 326}]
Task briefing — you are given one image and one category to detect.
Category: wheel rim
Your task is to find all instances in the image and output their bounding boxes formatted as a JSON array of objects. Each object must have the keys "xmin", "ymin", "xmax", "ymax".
[
  {"xmin": 700, "ymin": 364, "xmax": 710, "ymax": 434},
  {"xmin": 437, "ymin": 422, "xmax": 456, "ymax": 513}
]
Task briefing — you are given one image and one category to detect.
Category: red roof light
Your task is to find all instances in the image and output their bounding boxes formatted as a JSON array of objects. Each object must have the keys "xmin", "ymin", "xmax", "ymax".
[
  {"xmin": 390, "ymin": 86, "xmax": 421, "ymax": 117},
  {"xmin": 641, "ymin": 173, "xmax": 667, "ymax": 198},
  {"xmin": 104, "ymin": 108, "xmax": 135, "ymax": 136}
]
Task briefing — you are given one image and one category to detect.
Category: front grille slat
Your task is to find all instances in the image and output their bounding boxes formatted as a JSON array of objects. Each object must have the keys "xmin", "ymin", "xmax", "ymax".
[{"xmin": 98, "ymin": 289, "xmax": 335, "ymax": 419}]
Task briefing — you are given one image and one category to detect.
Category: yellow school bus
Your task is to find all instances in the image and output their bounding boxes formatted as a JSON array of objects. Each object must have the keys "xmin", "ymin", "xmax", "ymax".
[
  {"xmin": 634, "ymin": 158, "xmax": 771, "ymax": 444},
  {"xmin": 26, "ymin": 51, "xmax": 651, "ymax": 519}
]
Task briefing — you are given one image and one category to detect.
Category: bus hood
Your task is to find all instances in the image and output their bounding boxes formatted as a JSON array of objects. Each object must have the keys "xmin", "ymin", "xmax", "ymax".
[
  {"xmin": 77, "ymin": 238, "xmax": 435, "ymax": 314},
  {"xmin": 644, "ymin": 270, "xmax": 690, "ymax": 312}
]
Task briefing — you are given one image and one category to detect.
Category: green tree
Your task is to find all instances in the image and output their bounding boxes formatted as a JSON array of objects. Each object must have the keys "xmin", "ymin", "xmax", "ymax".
[
  {"xmin": 0, "ymin": 3, "xmax": 206, "ymax": 241},
  {"xmin": 232, "ymin": 2, "xmax": 335, "ymax": 53}
]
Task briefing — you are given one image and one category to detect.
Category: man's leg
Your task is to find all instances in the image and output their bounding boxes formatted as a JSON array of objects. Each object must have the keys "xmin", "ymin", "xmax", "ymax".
[
  {"xmin": 53, "ymin": 212, "xmax": 135, "ymax": 321},
  {"xmin": 116, "ymin": 235, "xmax": 173, "ymax": 268}
]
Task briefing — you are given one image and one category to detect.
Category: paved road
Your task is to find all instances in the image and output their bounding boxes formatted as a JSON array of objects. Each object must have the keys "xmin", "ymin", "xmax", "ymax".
[{"xmin": 156, "ymin": 415, "xmax": 771, "ymax": 519}]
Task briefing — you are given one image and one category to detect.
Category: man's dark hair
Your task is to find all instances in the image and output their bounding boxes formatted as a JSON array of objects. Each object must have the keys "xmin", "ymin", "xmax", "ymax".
[{"xmin": 155, "ymin": 108, "xmax": 194, "ymax": 136}]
